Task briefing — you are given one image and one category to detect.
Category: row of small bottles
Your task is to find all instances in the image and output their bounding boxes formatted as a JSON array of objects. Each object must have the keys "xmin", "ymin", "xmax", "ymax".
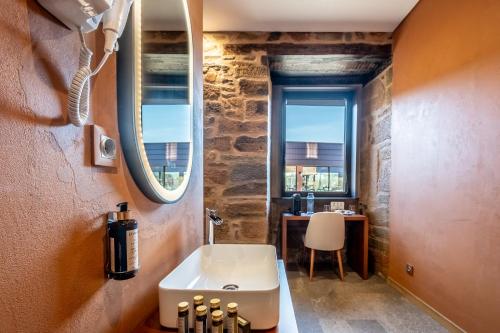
[{"xmin": 177, "ymin": 295, "xmax": 251, "ymax": 333}]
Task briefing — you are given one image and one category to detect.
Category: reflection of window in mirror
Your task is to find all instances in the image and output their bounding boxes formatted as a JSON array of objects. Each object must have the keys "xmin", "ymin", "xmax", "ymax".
[
  {"xmin": 142, "ymin": 105, "xmax": 190, "ymax": 190},
  {"xmin": 140, "ymin": 0, "xmax": 191, "ymax": 192}
]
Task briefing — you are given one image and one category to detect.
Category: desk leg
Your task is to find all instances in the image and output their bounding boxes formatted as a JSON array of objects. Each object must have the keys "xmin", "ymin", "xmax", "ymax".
[
  {"xmin": 362, "ymin": 219, "xmax": 368, "ymax": 279},
  {"xmin": 346, "ymin": 219, "xmax": 369, "ymax": 280},
  {"xmin": 282, "ymin": 219, "xmax": 288, "ymax": 267}
]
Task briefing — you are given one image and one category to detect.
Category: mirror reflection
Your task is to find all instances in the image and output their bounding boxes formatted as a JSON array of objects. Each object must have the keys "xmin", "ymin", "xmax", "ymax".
[{"xmin": 141, "ymin": 0, "xmax": 191, "ymax": 191}]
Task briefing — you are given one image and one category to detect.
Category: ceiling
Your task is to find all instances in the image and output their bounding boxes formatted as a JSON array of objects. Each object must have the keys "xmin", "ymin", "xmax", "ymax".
[
  {"xmin": 204, "ymin": 0, "xmax": 419, "ymax": 32},
  {"xmin": 142, "ymin": 0, "xmax": 186, "ymax": 31}
]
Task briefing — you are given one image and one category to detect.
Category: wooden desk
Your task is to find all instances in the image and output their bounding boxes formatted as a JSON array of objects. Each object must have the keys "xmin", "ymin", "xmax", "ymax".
[
  {"xmin": 281, "ymin": 213, "xmax": 369, "ymax": 280},
  {"xmin": 133, "ymin": 260, "xmax": 298, "ymax": 333}
]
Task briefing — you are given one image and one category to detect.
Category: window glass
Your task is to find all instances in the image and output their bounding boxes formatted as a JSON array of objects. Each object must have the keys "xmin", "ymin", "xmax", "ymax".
[
  {"xmin": 142, "ymin": 104, "xmax": 190, "ymax": 190},
  {"xmin": 284, "ymin": 99, "xmax": 347, "ymax": 193}
]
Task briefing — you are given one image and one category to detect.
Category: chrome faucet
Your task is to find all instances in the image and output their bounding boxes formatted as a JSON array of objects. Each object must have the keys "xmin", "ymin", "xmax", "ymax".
[{"xmin": 206, "ymin": 208, "xmax": 223, "ymax": 245}]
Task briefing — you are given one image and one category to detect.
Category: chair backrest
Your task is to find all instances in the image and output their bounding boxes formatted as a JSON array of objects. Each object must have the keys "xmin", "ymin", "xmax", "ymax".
[{"xmin": 304, "ymin": 212, "xmax": 345, "ymax": 251}]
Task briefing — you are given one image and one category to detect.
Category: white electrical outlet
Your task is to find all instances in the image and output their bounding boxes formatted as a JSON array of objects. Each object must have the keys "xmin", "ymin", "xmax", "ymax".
[
  {"xmin": 330, "ymin": 201, "xmax": 345, "ymax": 210},
  {"xmin": 92, "ymin": 125, "xmax": 120, "ymax": 168}
]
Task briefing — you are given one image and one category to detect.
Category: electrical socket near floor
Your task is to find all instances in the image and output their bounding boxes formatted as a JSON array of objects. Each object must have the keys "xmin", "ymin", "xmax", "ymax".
[{"xmin": 406, "ymin": 263, "xmax": 414, "ymax": 276}]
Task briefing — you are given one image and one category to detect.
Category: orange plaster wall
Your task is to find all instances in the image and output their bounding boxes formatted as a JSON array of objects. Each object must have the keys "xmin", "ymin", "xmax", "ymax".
[
  {"xmin": 390, "ymin": 0, "xmax": 500, "ymax": 331},
  {"xmin": 0, "ymin": 0, "xmax": 203, "ymax": 332}
]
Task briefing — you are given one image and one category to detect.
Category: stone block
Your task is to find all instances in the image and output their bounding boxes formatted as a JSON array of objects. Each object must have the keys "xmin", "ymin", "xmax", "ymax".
[
  {"xmin": 218, "ymin": 120, "xmax": 267, "ymax": 135},
  {"xmin": 230, "ymin": 163, "xmax": 267, "ymax": 182},
  {"xmin": 363, "ymin": 78, "xmax": 386, "ymax": 112},
  {"xmin": 239, "ymin": 79, "xmax": 269, "ymax": 96},
  {"xmin": 205, "ymin": 117, "xmax": 216, "ymax": 126},
  {"xmin": 205, "ymin": 136, "xmax": 232, "ymax": 152},
  {"xmin": 204, "ymin": 186, "xmax": 215, "ymax": 197},
  {"xmin": 204, "ymin": 64, "xmax": 221, "ymax": 72},
  {"xmin": 205, "ymin": 168, "xmax": 229, "ymax": 185},
  {"xmin": 245, "ymin": 100, "xmax": 268, "ymax": 118},
  {"xmin": 234, "ymin": 32, "xmax": 265, "ymax": 41},
  {"xmin": 205, "ymin": 101, "xmax": 222, "ymax": 115},
  {"xmin": 373, "ymin": 115, "xmax": 391, "ymax": 144},
  {"xmin": 206, "ymin": 150, "xmax": 218, "ymax": 161},
  {"xmin": 314, "ymin": 32, "xmax": 344, "ymax": 41},
  {"xmin": 233, "ymin": 62, "xmax": 268, "ymax": 78},
  {"xmin": 234, "ymin": 136, "xmax": 267, "ymax": 152},
  {"xmin": 204, "ymin": 84, "xmax": 220, "ymax": 100},
  {"xmin": 221, "ymin": 86, "xmax": 236, "ymax": 93},
  {"xmin": 377, "ymin": 193, "xmax": 390, "ymax": 205},
  {"xmin": 223, "ymin": 200, "xmax": 267, "ymax": 218},
  {"xmin": 224, "ymin": 97, "xmax": 244, "ymax": 109},
  {"xmin": 379, "ymin": 145, "xmax": 391, "ymax": 160},
  {"xmin": 240, "ymin": 220, "xmax": 268, "ymax": 241},
  {"xmin": 368, "ymin": 207, "xmax": 389, "ymax": 226},
  {"xmin": 214, "ymin": 222, "xmax": 231, "ymax": 241},
  {"xmin": 205, "ymin": 70, "xmax": 218, "ymax": 83},
  {"xmin": 223, "ymin": 43, "xmax": 267, "ymax": 55},
  {"xmin": 223, "ymin": 111, "xmax": 245, "ymax": 121},
  {"xmin": 223, "ymin": 182, "xmax": 267, "ymax": 196},
  {"xmin": 287, "ymin": 32, "xmax": 313, "ymax": 42},
  {"xmin": 221, "ymin": 92, "xmax": 236, "ymax": 99},
  {"xmin": 377, "ymin": 159, "xmax": 391, "ymax": 192}
]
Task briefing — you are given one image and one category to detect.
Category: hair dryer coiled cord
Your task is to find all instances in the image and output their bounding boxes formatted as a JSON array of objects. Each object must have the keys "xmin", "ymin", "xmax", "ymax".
[{"xmin": 68, "ymin": 31, "xmax": 111, "ymax": 127}]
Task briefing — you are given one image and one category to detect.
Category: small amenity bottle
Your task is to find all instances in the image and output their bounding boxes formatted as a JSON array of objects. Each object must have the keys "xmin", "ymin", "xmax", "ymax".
[
  {"xmin": 226, "ymin": 302, "xmax": 238, "ymax": 333},
  {"xmin": 209, "ymin": 298, "xmax": 221, "ymax": 329},
  {"xmin": 237, "ymin": 315, "xmax": 251, "ymax": 333},
  {"xmin": 193, "ymin": 295, "xmax": 204, "ymax": 328},
  {"xmin": 195, "ymin": 305, "xmax": 208, "ymax": 333},
  {"xmin": 211, "ymin": 310, "xmax": 224, "ymax": 333},
  {"xmin": 306, "ymin": 192, "xmax": 315, "ymax": 214},
  {"xmin": 177, "ymin": 301, "xmax": 189, "ymax": 333},
  {"xmin": 209, "ymin": 298, "xmax": 221, "ymax": 313}
]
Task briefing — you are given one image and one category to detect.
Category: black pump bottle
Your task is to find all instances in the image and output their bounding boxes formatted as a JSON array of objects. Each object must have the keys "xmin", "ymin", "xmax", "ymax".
[{"xmin": 107, "ymin": 202, "xmax": 139, "ymax": 280}]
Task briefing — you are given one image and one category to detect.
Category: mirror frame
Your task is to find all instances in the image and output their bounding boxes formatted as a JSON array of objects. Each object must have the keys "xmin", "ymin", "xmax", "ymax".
[{"xmin": 117, "ymin": 0, "xmax": 194, "ymax": 203}]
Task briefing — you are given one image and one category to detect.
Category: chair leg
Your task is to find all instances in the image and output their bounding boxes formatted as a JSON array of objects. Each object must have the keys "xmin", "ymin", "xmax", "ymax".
[
  {"xmin": 336, "ymin": 250, "xmax": 344, "ymax": 281},
  {"xmin": 309, "ymin": 249, "xmax": 315, "ymax": 281}
]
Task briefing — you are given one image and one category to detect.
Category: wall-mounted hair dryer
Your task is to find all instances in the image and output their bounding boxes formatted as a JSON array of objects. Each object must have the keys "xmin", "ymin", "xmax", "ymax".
[{"xmin": 37, "ymin": 0, "xmax": 134, "ymax": 126}]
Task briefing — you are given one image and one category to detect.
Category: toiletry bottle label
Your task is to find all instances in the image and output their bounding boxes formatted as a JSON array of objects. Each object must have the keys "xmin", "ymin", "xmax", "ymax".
[
  {"xmin": 226, "ymin": 318, "xmax": 237, "ymax": 333},
  {"xmin": 126, "ymin": 229, "xmax": 139, "ymax": 270},
  {"xmin": 177, "ymin": 317, "xmax": 188, "ymax": 333},
  {"xmin": 110, "ymin": 237, "xmax": 115, "ymax": 272},
  {"xmin": 195, "ymin": 320, "xmax": 206, "ymax": 333}
]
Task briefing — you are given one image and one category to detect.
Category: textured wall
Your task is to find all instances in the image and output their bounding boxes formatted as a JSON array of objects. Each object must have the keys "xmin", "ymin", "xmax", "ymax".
[
  {"xmin": 203, "ymin": 33, "xmax": 270, "ymax": 243},
  {"xmin": 0, "ymin": 1, "xmax": 203, "ymax": 332},
  {"xmin": 390, "ymin": 0, "xmax": 500, "ymax": 331},
  {"xmin": 360, "ymin": 66, "xmax": 392, "ymax": 276},
  {"xmin": 203, "ymin": 32, "xmax": 392, "ymax": 244}
]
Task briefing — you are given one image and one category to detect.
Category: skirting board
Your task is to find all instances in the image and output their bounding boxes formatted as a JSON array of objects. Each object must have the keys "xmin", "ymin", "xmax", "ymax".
[{"xmin": 387, "ymin": 277, "xmax": 466, "ymax": 333}]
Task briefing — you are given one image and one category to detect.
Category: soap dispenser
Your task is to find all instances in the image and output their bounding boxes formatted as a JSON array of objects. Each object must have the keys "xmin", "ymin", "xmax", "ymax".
[{"xmin": 107, "ymin": 202, "xmax": 139, "ymax": 280}]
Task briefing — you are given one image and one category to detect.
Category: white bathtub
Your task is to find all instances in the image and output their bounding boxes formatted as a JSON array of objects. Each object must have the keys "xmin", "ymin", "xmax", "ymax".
[{"xmin": 158, "ymin": 244, "xmax": 280, "ymax": 329}]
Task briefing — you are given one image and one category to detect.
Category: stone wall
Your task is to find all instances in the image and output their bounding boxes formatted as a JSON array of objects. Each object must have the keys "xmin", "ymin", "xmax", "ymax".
[
  {"xmin": 203, "ymin": 33, "xmax": 270, "ymax": 243},
  {"xmin": 359, "ymin": 66, "xmax": 392, "ymax": 276},
  {"xmin": 203, "ymin": 32, "xmax": 392, "ymax": 245}
]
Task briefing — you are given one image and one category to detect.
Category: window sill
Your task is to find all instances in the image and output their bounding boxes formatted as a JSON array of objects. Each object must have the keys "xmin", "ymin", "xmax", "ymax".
[{"xmin": 273, "ymin": 196, "xmax": 359, "ymax": 201}]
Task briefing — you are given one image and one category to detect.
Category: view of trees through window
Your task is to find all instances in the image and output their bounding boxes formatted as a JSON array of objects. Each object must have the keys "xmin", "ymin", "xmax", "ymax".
[{"xmin": 284, "ymin": 96, "xmax": 348, "ymax": 194}]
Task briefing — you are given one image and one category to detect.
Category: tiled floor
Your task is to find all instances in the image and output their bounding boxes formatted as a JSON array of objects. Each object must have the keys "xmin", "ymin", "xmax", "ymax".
[{"xmin": 287, "ymin": 263, "xmax": 448, "ymax": 333}]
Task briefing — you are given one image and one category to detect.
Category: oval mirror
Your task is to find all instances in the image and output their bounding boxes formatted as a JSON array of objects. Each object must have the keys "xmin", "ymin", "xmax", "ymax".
[{"xmin": 117, "ymin": 0, "xmax": 193, "ymax": 203}]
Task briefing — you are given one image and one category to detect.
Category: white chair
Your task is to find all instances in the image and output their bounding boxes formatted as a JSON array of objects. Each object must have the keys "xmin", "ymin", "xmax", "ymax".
[{"xmin": 304, "ymin": 212, "xmax": 345, "ymax": 281}]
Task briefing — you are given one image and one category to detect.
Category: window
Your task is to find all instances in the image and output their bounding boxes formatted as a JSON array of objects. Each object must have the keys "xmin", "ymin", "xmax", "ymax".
[
  {"xmin": 306, "ymin": 143, "xmax": 318, "ymax": 159},
  {"xmin": 142, "ymin": 104, "xmax": 190, "ymax": 190},
  {"xmin": 281, "ymin": 90, "xmax": 353, "ymax": 196}
]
